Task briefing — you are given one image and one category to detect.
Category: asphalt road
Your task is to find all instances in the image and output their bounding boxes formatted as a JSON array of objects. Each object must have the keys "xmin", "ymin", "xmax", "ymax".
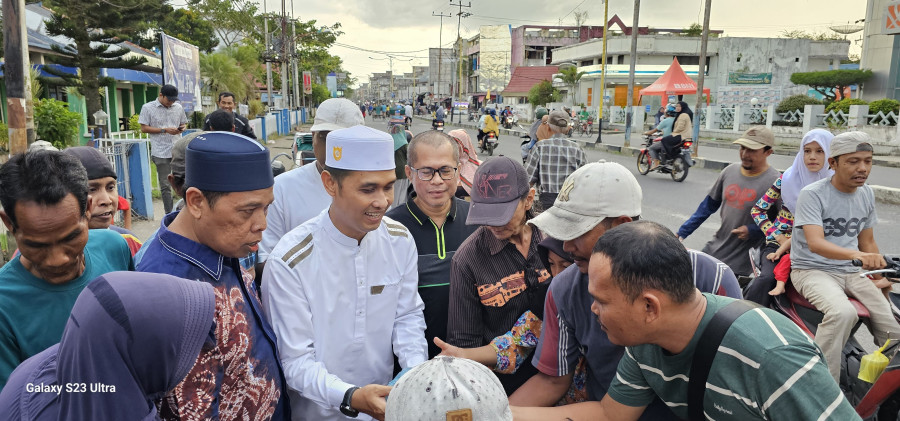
[{"xmin": 367, "ymin": 116, "xmax": 900, "ymax": 254}]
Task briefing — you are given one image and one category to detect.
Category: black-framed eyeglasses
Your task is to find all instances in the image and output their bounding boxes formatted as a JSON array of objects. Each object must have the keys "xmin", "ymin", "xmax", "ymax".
[{"xmin": 410, "ymin": 165, "xmax": 458, "ymax": 181}]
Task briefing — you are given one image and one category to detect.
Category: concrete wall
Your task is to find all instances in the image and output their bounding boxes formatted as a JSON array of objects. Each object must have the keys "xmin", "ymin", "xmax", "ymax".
[
  {"xmin": 478, "ymin": 25, "xmax": 513, "ymax": 93},
  {"xmin": 860, "ymin": 0, "xmax": 900, "ymax": 100},
  {"xmin": 428, "ymin": 48, "xmax": 456, "ymax": 97}
]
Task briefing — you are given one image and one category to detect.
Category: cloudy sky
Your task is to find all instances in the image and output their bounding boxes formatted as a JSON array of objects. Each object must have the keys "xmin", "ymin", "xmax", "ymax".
[{"xmin": 259, "ymin": 0, "xmax": 869, "ymax": 85}]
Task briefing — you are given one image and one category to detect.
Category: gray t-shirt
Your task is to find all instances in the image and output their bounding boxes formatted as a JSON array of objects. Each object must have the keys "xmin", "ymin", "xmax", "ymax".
[
  {"xmin": 702, "ymin": 163, "xmax": 781, "ymax": 276},
  {"xmin": 791, "ymin": 177, "xmax": 878, "ymax": 273}
]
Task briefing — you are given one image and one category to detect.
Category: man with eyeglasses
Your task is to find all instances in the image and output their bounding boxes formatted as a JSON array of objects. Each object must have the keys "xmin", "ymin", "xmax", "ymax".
[{"xmin": 386, "ymin": 131, "xmax": 478, "ymax": 359}]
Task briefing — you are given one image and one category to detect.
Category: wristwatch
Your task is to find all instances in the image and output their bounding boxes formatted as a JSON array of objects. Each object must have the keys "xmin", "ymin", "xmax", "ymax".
[{"xmin": 340, "ymin": 386, "xmax": 360, "ymax": 417}]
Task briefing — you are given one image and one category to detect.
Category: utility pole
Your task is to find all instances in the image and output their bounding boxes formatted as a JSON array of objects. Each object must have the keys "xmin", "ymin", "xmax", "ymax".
[
  {"xmin": 692, "ymin": 0, "xmax": 712, "ymax": 157},
  {"xmin": 291, "ymin": 0, "xmax": 300, "ymax": 111},
  {"xmin": 450, "ymin": 0, "xmax": 471, "ymax": 124},
  {"xmin": 596, "ymin": 0, "xmax": 609, "ymax": 144},
  {"xmin": 623, "ymin": 0, "xmax": 640, "ymax": 148},
  {"xmin": 3, "ymin": 0, "xmax": 33, "ymax": 155},
  {"xmin": 263, "ymin": 1, "xmax": 273, "ymax": 108},
  {"xmin": 280, "ymin": 0, "xmax": 289, "ymax": 109},
  {"xmin": 433, "ymin": 12, "xmax": 451, "ymax": 98}
]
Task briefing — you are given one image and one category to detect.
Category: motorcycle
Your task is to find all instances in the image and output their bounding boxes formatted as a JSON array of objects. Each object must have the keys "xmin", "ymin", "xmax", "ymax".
[
  {"xmin": 502, "ymin": 114, "xmax": 512, "ymax": 129},
  {"xmin": 468, "ymin": 111, "xmax": 477, "ymax": 122},
  {"xmin": 432, "ymin": 119, "xmax": 445, "ymax": 131},
  {"xmin": 751, "ymin": 252, "xmax": 900, "ymax": 419},
  {"xmin": 388, "ymin": 114, "xmax": 409, "ymax": 131},
  {"xmin": 636, "ymin": 133, "xmax": 693, "ymax": 182},
  {"xmin": 483, "ymin": 131, "xmax": 499, "ymax": 156},
  {"xmin": 578, "ymin": 118, "xmax": 595, "ymax": 136}
]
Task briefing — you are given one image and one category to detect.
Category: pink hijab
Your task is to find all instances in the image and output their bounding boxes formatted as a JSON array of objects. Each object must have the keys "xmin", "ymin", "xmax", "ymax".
[{"xmin": 448, "ymin": 129, "xmax": 481, "ymax": 194}]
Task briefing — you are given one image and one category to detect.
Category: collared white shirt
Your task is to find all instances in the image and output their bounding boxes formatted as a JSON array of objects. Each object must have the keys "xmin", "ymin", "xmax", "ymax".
[
  {"xmin": 259, "ymin": 163, "xmax": 333, "ymax": 261},
  {"xmin": 262, "ymin": 209, "xmax": 428, "ymax": 420},
  {"xmin": 137, "ymin": 99, "xmax": 187, "ymax": 158}
]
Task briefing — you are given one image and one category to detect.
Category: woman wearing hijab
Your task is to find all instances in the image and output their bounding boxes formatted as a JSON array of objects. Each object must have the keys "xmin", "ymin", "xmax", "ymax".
[
  {"xmin": 0, "ymin": 272, "xmax": 215, "ymax": 420},
  {"xmin": 653, "ymin": 106, "xmax": 665, "ymax": 127},
  {"xmin": 449, "ymin": 129, "xmax": 482, "ymax": 199},
  {"xmin": 745, "ymin": 129, "xmax": 834, "ymax": 306},
  {"xmin": 655, "ymin": 101, "xmax": 694, "ymax": 168}
]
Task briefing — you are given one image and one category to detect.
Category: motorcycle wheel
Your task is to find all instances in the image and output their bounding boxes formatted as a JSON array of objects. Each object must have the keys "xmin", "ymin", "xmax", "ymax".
[
  {"xmin": 670, "ymin": 156, "xmax": 689, "ymax": 182},
  {"xmin": 488, "ymin": 144, "xmax": 494, "ymax": 156},
  {"xmin": 637, "ymin": 151, "xmax": 652, "ymax": 175},
  {"xmin": 587, "ymin": 125, "xmax": 594, "ymax": 136}
]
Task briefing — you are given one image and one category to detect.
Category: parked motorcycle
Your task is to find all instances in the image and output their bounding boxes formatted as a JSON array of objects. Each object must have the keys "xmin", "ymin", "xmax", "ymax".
[
  {"xmin": 636, "ymin": 133, "xmax": 693, "ymax": 182},
  {"xmin": 751, "ymin": 252, "xmax": 900, "ymax": 419}
]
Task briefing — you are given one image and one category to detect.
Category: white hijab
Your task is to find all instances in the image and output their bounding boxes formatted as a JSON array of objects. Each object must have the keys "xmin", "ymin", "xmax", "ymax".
[{"xmin": 780, "ymin": 129, "xmax": 835, "ymax": 213}]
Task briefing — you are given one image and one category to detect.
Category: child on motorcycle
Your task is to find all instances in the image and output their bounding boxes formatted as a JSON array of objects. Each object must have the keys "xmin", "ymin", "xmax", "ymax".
[{"xmin": 766, "ymin": 239, "xmax": 791, "ymax": 296}]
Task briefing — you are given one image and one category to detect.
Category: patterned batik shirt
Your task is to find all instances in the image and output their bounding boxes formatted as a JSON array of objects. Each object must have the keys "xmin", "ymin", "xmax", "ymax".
[
  {"xmin": 137, "ymin": 212, "xmax": 289, "ymax": 421},
  {"xmin": 751, "ymin": 174, "xmax": 796, "ymax": 246}
]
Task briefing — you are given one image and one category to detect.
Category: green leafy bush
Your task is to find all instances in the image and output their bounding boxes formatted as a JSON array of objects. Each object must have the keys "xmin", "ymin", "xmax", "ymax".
[
  {"xmin": 128, "ymin": 114, "xmax": 140, "ymax": 133},
  {"xmin": 528, "ymin": 80, "xmax": 561, "ymax": 107},
  {"xmin": 34, "ymin": 98, "xmax": 81, "ymax": 150},
  {"xmin": 189, "ymin": 111, "xmax": 205, "ymax": 129},
  {"xmin": 869, "ymin": 99, "xmax": 900, "ymax": 115},
  {"xmin": 775, "ymin": 95, "xmax": 822, "ymax": 114},
  {"xmin": 825, "ymin": 98, "xmax": 868, "ymax": 114},
  {"xmin": 0, "ymin": 122, "xmax": 8, "ymax": 151},
  {"xmin": 249, "ymin": 100, "xmax": 265, "ymax": 117}
]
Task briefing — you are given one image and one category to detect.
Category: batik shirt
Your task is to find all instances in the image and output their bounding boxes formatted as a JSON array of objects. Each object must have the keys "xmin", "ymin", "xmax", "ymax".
[{"xmin": 137, "ymin": 212, "xmax": 289, "ymax": 421}]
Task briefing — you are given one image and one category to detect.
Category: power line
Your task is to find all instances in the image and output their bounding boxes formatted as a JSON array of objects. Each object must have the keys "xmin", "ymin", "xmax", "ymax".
[{"xmin": 559, "ymin": 0, "xmax": 589, "ymax": 25}]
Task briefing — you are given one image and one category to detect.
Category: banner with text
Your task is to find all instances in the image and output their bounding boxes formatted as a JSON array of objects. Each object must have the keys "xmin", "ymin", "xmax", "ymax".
[
  {"xmin": 727, "ymin": 72, "xmax": 773, "ymax": 85},
  {"xmin": 161, "ymin": 33, "xmax": 202, "ymax": 113}
]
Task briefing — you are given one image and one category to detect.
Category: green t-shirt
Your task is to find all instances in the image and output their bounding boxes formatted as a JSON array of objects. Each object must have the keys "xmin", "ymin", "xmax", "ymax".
[
  {"xmin": 0, "ymin": 229, "xmax": 134, "ymax": 389},
  {"xmin": 608, "ymin": 294, "xmax": 859, "ymax": 420}
]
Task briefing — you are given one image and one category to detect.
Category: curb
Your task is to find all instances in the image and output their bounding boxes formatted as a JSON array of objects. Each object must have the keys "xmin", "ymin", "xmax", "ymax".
[{"xmin": 572, "ymin": 139, "xmax": 900, "ymax": 206}]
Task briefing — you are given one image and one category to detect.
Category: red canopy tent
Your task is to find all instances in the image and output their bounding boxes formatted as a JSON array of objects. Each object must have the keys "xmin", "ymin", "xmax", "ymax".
[{"xmin": 639, "ymin": 58, "xmax": 710, "ymax": 105}]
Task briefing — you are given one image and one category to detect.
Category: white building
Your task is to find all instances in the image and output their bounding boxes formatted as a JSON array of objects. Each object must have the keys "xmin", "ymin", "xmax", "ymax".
[{"xmin": 550, "ymin": 35, "xmax": 849, "ymax": 110}]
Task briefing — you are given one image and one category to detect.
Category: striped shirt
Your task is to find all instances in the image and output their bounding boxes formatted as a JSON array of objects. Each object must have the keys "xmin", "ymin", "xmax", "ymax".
[
  {"xmin": 138, "ymin": 99, "xmax": 188, "ymax": 158},
  {"xmin": 608, "ymin": 293, "xmax": 858, "ymax": 420},
  {"xmin": 524, "ymin": 136, "xmax": 587, "ymax": 194}
]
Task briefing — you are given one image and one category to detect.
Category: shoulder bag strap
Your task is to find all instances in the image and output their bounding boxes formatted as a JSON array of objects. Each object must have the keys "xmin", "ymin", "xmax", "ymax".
[{"xmin": 687, "ymin": 300, "xmax": 760, "ymax": 421}]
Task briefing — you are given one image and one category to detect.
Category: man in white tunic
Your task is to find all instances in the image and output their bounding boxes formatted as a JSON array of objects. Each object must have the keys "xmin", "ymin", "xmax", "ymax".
[{"xmin": 262, "ymin": 125, "xmax": 428, "ymax": 421}]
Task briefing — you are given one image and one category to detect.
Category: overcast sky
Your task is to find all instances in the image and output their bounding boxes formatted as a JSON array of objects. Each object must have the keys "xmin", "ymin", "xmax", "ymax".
[{"xmin": 259, "ymin": 0, "xmax": 869, "ymax": 86}]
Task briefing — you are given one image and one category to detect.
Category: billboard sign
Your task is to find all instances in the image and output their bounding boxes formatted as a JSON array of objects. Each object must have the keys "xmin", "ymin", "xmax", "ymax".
[
  {"xmin": 302, "ymin": 71, "xmax": 312, "ymax": 94},
  {"xmin": 160, "ymin": 33, "xmax": 202, "ymax": 113},
  {"xmin": 728, "ymin": 72, "xmax": 773, "ymax": 85},
  {"xmin": 886, "ymin": 1, "xmax": 900, "ymax": 35}
]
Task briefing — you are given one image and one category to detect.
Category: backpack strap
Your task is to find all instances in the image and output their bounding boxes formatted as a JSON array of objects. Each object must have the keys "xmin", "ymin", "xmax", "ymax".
[{"xmin": 687, "ymin": 300, "xmax": 760, "ymax": 421}]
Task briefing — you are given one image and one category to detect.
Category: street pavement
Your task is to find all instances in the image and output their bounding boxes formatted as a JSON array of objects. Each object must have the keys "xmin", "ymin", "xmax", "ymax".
[{"xmin": 374, "ymin": 115, "xmax": 900, "ymax": 255}]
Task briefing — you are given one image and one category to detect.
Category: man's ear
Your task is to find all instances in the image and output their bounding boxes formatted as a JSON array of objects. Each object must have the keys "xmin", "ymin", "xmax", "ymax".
[
  {"xmin": 641, "ymin": 291, "xmax": 663, "ymax": 325},
  {"xmin": 321, "ymin": 170, "xmax": 339, "ymax": 198},
  {"xmin": 0, "ymin": 210, "xmax": 15, "ymax": 233},
  {"xmin": 83, "ymin": 196, "xmax": 93, "ymax": 220},
  {"xmin": 183, "ymin": 187, "xmax": 207, "ymax": 219}
]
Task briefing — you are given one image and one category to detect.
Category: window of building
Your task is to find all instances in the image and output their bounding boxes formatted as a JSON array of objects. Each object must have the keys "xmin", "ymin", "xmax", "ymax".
[
  {"xmin": 580, "ymin": 60, "xmax": 593, "ymax": 66},
  {"xmin": 675, "ymin": 55, "xmax": 699, "ymax": 65},
  {"xmin": 617, "ymin": 55, "xmax": 625, "ymax": 64},
  {"xmin": 46, "ymin": 85, "xmax": 68, "ymax": 102},
  {"xmin": 526, "ymin": 50, "xmax": 543, "ymax": 60},
  {"xmin": 795, "ymin": 57, "xmax": 800, "ymax": 62}
]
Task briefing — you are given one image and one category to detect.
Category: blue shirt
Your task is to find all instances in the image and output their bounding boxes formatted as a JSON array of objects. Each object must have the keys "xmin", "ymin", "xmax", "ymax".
[
  {"xmin": 136, "ymin": 212, "xmax": 289, "ymax": 420},
  {"xmin": 0, "ymin": 229, "xmax": 133, "ymax": 389},
  {"xmin": 656, "ymin": 116, "xmax": 675, "ymax": 137}
]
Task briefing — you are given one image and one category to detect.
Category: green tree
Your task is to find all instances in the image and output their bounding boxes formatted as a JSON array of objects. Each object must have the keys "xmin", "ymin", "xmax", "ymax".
[
  {"xmin": 683, "ymin": 23, "xmax": 703, "ymax": 37},
  {"xmin": 527, "ymin": 80, "xmax": 560, "ymax": 107},
  {"xmin": 34, "ymin": 98, "xmax": 82, "ymax": 149},
  {"xmin": 42, "ymin": 0, "xmax": 162, "ymax": 125},
  {"xmin": 135, "ymin": 7, "xmax": 218, "ymax": 53},
  {"xmin": 311, "ymin": 84, "xmax": 331, "ymax": 105},
  {"xmin": 559, "ymin": 66, "xmax": 586, "ymax": 105},
  {"xmin": 200, "ymin": 52, "xmax": 247, "ymax": 102},
  {"xmin": 188, "ymin": 0, "xmax": 258, "ymax": 47},
  {"xmin": 780, "ymin": 29, "xmax": 846, "ymax": 41},
  {"xmin": 790, "ymin": 69, "xmax": 873, "ymax": 101}
]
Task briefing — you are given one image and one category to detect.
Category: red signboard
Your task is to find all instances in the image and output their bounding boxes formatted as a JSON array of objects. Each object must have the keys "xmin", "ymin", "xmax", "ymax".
[
  {"xmin": 302, "ymin": 71, "xmax": 312, "ymax": 94},
  {"xmin": 887, "ymin": 1, "xmax": 900, "ymax": 35}
]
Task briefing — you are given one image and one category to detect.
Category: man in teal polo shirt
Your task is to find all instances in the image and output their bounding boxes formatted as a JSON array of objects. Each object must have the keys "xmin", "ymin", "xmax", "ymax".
[{"xmin": 0, "ymin": 150, "xmax": 133, "ymax": 389}]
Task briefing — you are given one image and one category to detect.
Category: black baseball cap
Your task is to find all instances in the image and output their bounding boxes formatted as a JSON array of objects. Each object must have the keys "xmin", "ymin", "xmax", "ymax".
[
  {"xmin": 160, "ymin": 84, "xmax": 179, "ymax": 102},
  {"xmin": 466, "ymin": 156, "xmax": 530, "ymax": 226}
]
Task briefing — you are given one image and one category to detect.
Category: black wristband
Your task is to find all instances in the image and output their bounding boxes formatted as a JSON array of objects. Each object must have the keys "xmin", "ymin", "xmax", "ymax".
[{"xmin": 340, "ymin": 386, "xmax": 360, "ymax": 417}]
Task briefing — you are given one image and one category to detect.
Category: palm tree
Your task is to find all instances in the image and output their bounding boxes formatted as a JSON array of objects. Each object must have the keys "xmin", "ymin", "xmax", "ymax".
[
  {"xmin": 559, "ymin": 66, "xmax": 586, "ymax": 106},
  {"xmin": 199, "ymin": 52, "xmax": 248, "ymax": 103}
]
